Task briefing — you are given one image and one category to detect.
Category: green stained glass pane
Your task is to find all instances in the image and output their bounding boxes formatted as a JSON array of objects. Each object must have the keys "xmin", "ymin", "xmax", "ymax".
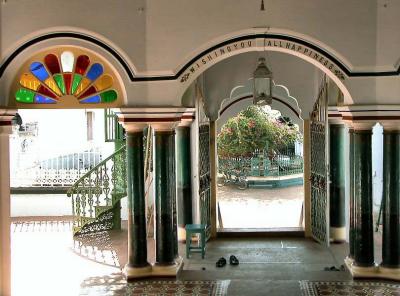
[
  {"xmin": 54, "ymin": 74, "xmax": 66, "ymax": 95},
  {"xmin": 100, "ymin": 90, "xmax": 117, "ymax": 102},
  {"xmin": 71, "ymin": 74, "xmax": 82, "ymax": 95},
  {"xmin": 15, "ymin": 88, "xmax": 35, "ymax": 103}
]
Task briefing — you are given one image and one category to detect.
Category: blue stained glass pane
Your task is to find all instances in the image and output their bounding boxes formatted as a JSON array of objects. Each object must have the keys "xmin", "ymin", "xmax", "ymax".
[
  {"xmin": 30, "ymin": 62, "xmax": 49, "ymax": 81},
  {"xmin": 86, "ymin": 63, "xmax": 103, "ymax": 81},
  {"xmin": 34, "ymin": 94, "xmax": 56, "ymax": 104},
  {"xmin": 80, "ymin": 95, "xmax": 101, "ymax": 103}
]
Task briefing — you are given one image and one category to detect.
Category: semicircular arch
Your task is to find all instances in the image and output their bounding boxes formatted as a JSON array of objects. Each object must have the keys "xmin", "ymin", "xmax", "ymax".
[
  {"xmin": 177, "ymin": 29, "xmax": 353, "ymax": 105},
  {"xmin": 7, "ymin": 45, "xmax": 127, "ymax": 109}
]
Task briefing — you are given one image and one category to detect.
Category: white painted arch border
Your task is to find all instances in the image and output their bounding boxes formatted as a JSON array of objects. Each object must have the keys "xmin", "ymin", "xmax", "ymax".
[{"xmin": 176, "ymin": 28, "xmax": 353, "ymax": 104}]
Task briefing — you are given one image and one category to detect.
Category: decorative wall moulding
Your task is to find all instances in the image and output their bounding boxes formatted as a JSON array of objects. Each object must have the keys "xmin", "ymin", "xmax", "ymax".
[{"xmin": 1, "ymin": 32, "xmax": 400, "ymax": 84}]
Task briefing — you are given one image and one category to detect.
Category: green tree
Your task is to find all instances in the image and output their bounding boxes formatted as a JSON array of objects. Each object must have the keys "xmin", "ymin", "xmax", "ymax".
[{"xmin": 217, "ymin": 106, "xmax": 302, "ymax": 157}]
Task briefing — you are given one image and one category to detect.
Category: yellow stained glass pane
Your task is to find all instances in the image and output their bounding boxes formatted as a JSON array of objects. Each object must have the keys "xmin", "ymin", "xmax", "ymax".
[
  {"xmin": 74, "ymin": 77, "xmax": 91, "ymax": 96},
  {"xmin": 19, "ymin": 73, "xmax": 41, "ymax": 91},
  {"xmin": 93, "ymin": 74, "xmax": 113, "ymax": 92},
  {"xmin": 44, "ymin": 77, "xmax": 62, "ymax": 96}
]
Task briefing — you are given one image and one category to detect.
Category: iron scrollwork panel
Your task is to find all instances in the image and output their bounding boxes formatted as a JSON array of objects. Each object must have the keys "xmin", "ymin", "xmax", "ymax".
[
  {"xmin": 199, "ymin": 124, "xmax": 211, "ymax": 239},
  {"xmin": 310, "ymin": 122, "xmax": 328, "ymax": 244}
]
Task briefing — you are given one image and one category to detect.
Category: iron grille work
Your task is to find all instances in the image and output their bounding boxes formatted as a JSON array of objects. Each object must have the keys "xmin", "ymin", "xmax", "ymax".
[
  {"xmin": 310, "ymin": 75, "xmax": 330, "ymax": 246},
  {"xmin": 105, "ymin": 109, "xmax": 124, "ymax": 143},
  {"xmin": 310, "ymin": 122, "xmax": 328, "ymax": 243},
  {"xmin": 68, "ymin": 145, "xmax": 127, "ymax": 236},
  {"xmin": 199, "ymin": 124, "xmax": 211, "ymax": 240}
]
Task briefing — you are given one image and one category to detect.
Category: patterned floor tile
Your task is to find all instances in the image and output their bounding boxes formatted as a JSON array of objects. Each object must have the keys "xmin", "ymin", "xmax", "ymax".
[
  {"xmin": 300, "ymin": 281, "xmax": 400, "ymax": 296},
  {"xmin": 80, "ymin": 274, "xmax": 230, "ymax": 296}
]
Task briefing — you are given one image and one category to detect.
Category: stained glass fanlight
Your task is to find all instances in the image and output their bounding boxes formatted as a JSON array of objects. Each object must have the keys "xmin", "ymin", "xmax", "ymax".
[{"xmin": 16, "ymin": 51, "xmax": 118, "ymax": 104}]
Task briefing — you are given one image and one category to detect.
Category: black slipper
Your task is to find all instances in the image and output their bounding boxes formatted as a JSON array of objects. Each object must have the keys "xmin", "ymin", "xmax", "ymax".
[
  {"xmin": 229, "ymin": 255, "xmax": 239, "ymax": 266},
  {"xmin": 216, "ymin": 257, "xmax": 226, "ymax": 268}
]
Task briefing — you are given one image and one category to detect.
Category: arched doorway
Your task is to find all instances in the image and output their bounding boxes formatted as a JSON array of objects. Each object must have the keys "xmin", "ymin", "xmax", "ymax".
[
  {"xmin": 176, "ymin": 32, "xmax": 352, "ymax": 246},
  {"xmin": 2, "ymin": 45, "xmax": 128, "ymax": 296},
  {"xmin": 217, "ymin": 102, "xmax": 304, "ymax": 231}
]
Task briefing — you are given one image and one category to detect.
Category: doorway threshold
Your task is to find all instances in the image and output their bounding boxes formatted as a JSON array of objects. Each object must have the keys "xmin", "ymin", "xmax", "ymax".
[{"xmin": 217, "ymin": 227, "xmax": 304, "ymax": 238}]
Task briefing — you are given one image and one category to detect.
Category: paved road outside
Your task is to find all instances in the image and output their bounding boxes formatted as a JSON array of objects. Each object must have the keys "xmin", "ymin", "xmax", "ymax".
[{"xmin": 217, "ymin": 185, "xmax": 304, "ymax": 229}]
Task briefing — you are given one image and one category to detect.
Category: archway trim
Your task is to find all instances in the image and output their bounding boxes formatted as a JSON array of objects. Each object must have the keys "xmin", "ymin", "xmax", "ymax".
[
  {"xmin": 1, "ymin": 32, "xmax": 399, "ymax": 82},
  {"xmin": 219, "ymin": 95, "xmax": 300, "ymax": 119}
]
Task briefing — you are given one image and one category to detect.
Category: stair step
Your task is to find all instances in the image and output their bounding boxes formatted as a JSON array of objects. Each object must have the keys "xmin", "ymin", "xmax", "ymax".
[{"xmin": 95, "ymin": 205, "xmax": 113, "ymax": 216}]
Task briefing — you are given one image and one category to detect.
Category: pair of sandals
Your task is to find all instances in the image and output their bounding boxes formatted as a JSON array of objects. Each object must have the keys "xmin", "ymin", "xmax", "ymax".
[
  {"xmin": 216, "ymin": 255, "xmax": 239, "ymax": 267},
  {"xmin": 324, "ymin": 265, "xmax": 345, "ymax": 271}
]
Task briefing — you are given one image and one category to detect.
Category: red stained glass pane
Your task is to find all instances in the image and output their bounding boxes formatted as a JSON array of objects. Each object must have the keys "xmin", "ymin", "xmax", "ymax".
[
  {"xmin": 64, "ymin": 73, "xmax": 72, "ymax": 94},
  {"xmin": 78, "ymin": 86, "xmax": 97, "ymax": 99},
  {"xmin": 44, "ymin": 54, "xmax": 61, "ymax": 75},
  {"xmin": 37, "ymin": 85, "xmax": 57, "ymax": 99},
  {"xmin": 75, "ymin": 55, "xmax": 90, "ymax": 75}
]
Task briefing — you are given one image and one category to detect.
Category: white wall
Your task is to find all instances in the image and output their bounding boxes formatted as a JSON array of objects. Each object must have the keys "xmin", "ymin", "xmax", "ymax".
[
  {"xmin": 1, "ymin": 1, "xmax": 400, "ymax": 108},
  {"xmin": 12, "ymin": 109, "xmax": 113, "ymax": 160}
]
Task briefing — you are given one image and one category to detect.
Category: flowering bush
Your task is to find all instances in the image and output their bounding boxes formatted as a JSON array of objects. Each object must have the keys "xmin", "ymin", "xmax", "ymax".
[{"xmin": 217, "ymin": 106, "xmax": 302, "ymax": 157}]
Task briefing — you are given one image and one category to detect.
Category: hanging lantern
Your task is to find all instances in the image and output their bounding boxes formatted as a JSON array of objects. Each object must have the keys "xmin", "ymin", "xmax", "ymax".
[{"xmin": 253, "ymin": 57, "xmax": 273, "ymax": 106}]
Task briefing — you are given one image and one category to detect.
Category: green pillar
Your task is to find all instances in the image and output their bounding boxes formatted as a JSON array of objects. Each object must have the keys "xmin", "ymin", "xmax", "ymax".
[
  {"xmin": 176, "ymin": 126, "xmax": 193, "ymax": 229},
  {"xmin": 348, "ymin": 129, "xmax": 355, "ymax": 259},
  {"xmin": 155, "ymin": 130, "xmax": 177, "ymax": 264},
  {"xmin": 352, "ymin": 129, "xmax": 374, "ymax": 267},
  {"xmin": 329, "ymin": 124, "xmax": 346, "ymax": 243},
  {"xmin": 382, "ymin": 130, "xmax": 400, "ymax": 268},
  {"xmin": 126, "ymin": 131, "xmax": 149, "ymax": 268}
]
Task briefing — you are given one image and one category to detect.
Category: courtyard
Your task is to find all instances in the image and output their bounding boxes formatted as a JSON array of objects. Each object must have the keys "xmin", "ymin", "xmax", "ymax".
[{"xmin": 218, "ymin": 184, "xmax": 303, "ymax": 229}]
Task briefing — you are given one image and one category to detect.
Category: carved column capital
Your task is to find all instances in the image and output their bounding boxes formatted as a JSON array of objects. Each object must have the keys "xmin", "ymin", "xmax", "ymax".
[
  {"xmin": 117, "ymin": 107, "xmax": 195, "ymax": 131},
  {"xmin": 0, "ymin": 109, "xmax": 17, "ymax": 135}
]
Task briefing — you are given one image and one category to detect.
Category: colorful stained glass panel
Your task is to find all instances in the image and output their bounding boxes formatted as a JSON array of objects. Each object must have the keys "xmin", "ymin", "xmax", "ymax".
[
  {"xmin": 30, "ymin": 62, "xmax": 49, "ymax": 81},
  {"xmin": 16, "ymin": 50, "xmax": 119, "ymax": 105},
  {"xmin": 16, "ymin": 89, "xmax": 35, "ymax": 103},
  {"xmin": 60, "ymin": 51, "xmax": 74, "ymax": 72},
  {"xmin": 44, "ymin": 54, "xmax": 61, "ymax": 75},
  {"xmin": 34, "ymin": 94, "xmax": 56, "ymax": 104},
  {"xmin": 71, "ymin": 74, "xmax": 83, "ymax": 95},
  {"xmin": 37, "ymin": 85, "xmax": 57, "ymax": 99},
  {"xmin": 53, "ymin": 74, "xmax": 66, "ymax": 95},
  {"xmin": 44, "ymin": 78, "xmax": 62, "ymax": 96},
  {"xmin": 75, "ymin": 55, "xmax": 90, "ymax": 75},
  {"xmin": 86, "ymin": 63, "xmax": 103, "ymax": 81},
  {"xmin": 20, "ymin": 73, "xmax": 41, "ymax": 91},
  {"xmin": 64, "ymin": 73, "xmax": 72, "ymax": 94},
  {"xmin": 74, "ymin": 77, "xmax": 91, "ymax": 96},
  {"xmin": 80, "ymin": 95, "xmax": 101, "ymax": 103},
  {"xmin": 94, "ymin": 74, "xmax": 113, "ymax": 92},
  {"xmin": 100, "ymin": 90, "xmax": 117, "ymax": 102},
  {"xmin": 78, "ymin": 86, "xmax": 97, "ymax": 99}
]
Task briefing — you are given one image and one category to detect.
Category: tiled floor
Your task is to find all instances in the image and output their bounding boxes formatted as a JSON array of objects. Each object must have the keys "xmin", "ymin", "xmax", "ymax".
[{"xmin": 10, "ymin": 219, "xmax": 363, "ymax": 296}]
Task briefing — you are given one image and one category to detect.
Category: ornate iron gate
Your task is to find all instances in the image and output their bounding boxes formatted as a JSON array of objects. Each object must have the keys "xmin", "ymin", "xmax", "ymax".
[
  {"xmin": 310, "ymin": 75, "xmax": 330, "ymax": 246},
  {"xmin": 199, "ymin": 123, "xmax": 211, "ymax": 239}
]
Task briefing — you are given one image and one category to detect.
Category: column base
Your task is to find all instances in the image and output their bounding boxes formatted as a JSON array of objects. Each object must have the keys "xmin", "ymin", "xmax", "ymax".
[
  {"xmin": 344, "ymin": 260, "xmax": 400, "ymax": 281},
  {"xmin": 124, "ymin": 263, "xmax": 152, "ymax": 279},
  {"xmin": 330, "ymin": 227, "xmax": 346, "ymax": 243},
  {"xmin": 349, "ymin": 263, "xmax": 378, "ymax": 278},
  {"xmin": 344, "ymin": 256, "xmax": 354, "ymax": 268},
  {"xmin": 152, "ymin": 257, "xmax": 184, "ymax": 277},
  {"xmin": 378, "ymin": 266, "xmax": 400, "ymax": 281}
]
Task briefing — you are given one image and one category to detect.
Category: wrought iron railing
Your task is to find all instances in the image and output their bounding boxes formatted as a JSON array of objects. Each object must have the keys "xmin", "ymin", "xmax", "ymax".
[
  {"xmin": 67, "ymin": 145, "xmax": 127, "ymax": 236},
  {"xmin": 218, "ymin": 149, "xmax": 303, "ymax": 185}
]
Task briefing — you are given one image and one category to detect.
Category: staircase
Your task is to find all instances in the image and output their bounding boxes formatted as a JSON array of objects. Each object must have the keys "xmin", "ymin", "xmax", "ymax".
[
  {"xmin": 68, "ymin": 145, "xmax": 127, "ymax": 236},
  {"xmin": 68, "ymin": 110, "xmax": 155, "ymax": 237}
]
